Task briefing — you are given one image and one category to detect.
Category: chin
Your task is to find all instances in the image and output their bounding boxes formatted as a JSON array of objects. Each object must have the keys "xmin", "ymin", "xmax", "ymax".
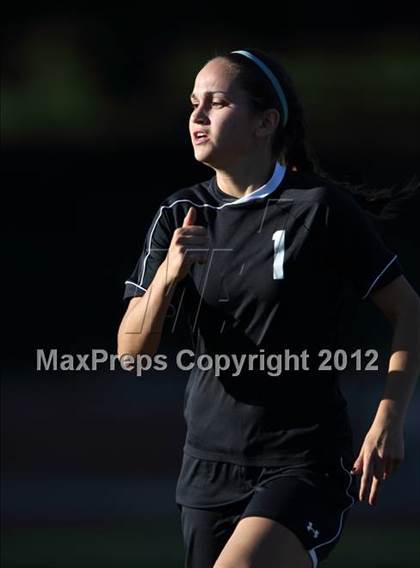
[
  {"xmin": 193, "ymin": 145, "xmax": 230, "ymax": 170},
  {"xmin": 193, "ymin": 147, "xmax": 216, "ymax": 166}
]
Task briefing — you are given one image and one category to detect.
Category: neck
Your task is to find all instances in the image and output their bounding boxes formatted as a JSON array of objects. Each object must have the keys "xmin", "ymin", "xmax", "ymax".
[{"xmin": 214, "ymin": 154, "xmax": 283, "ymax": 199}]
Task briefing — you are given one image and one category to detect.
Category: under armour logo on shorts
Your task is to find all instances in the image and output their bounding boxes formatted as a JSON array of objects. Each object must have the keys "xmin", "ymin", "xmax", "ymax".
[{"xmin": 306, "ymin": 521, "xmax": 320, "ymax": 538}]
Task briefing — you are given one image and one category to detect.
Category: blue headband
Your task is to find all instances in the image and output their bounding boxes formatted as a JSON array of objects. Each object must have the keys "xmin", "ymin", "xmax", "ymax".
[{"xmin": 231, "ymin": 50, "xmax": 289, "ymax": 127}]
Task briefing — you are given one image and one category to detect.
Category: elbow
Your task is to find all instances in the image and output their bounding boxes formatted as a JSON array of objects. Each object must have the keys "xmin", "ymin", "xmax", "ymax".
[
  {"xmin": 394, "ymin": 298, "xmax": 420, "ymax": 362},
  {"xmin": 117, "ymin": 327, "xmax": 131, "ymax": 360},
  {"xmin": 117, "ymin": 329, "xmax": 138, "ymax": 370},
  {"xmin": 117, "ymin": 332, "xmax": 157, "ymax": 363},
  {"xmin": 386, "ymin": 288, "xmax": 420, "ymax": 329},
  {"xmin": 117, "ymin": 348, "xmax": 158, "ymax": 373},
  {"xmin": 398, "ymin": 294, "xmax": 420, "ymax": 325}
]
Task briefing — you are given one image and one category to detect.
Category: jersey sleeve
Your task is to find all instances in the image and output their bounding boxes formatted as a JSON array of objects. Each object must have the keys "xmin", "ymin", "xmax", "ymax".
[
  {"xmin": 123, "ymin": 203, "xmax": 174, "ymax": 301},
  {"xmin": 326, "ymin": 187, "xmax": 403, "ymax": 300}
]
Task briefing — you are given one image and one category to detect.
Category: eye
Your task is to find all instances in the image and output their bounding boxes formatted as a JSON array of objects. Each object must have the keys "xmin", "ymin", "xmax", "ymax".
[{"xmin": 189, "ymin": 100, "xmax": 224, "ymax": 112}]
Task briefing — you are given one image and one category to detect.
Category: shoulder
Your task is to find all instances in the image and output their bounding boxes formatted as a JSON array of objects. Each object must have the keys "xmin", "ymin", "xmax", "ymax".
[
  {"xmin": 159, "ymin": 178, "xmax": 213, "ymax": 210},
  {"xmin": 286, "ymin": 170, "xmax": 358, "ymax": 209},
  {"xmin": 290, "ymin": 173, "xmax": 369, "ymax": 225},
  {"xmin": 150, "ymin": 178, "xmax": 213, "ymax": 229}
]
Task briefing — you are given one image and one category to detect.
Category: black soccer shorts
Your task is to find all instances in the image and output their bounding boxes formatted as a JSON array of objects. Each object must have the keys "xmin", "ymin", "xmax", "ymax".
[{"xmin": 176, "ymin": 453, "xmax": 359, "ymax": 568}]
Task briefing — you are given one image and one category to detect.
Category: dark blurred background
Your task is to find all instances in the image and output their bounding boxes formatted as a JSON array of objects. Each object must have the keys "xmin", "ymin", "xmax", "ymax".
[{"xmin": 2, "ymin": 8, "xmax": 420, "ymax": 568}]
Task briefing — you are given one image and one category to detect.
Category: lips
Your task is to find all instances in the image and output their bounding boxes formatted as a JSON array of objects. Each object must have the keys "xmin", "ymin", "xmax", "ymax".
[{"xmin": 193, "ymin": 130, "xmax": 209, "ymax": 145}]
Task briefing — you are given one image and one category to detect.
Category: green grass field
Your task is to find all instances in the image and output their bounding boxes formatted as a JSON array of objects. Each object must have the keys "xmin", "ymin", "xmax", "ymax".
[{"xmin": 2, "ymin": 522, "xmax": 419, "ymax": 567}]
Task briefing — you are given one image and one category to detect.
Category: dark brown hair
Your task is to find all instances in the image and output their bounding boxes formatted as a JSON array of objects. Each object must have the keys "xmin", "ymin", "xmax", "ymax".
[{"xmin": 212, "ymin": 48, "xmax": 419, "ymax": 223}]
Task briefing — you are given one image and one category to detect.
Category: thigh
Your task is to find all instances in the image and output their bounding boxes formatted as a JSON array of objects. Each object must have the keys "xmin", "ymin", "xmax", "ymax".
[
  {"xmin": 213, "ymin": 515, "xmax": 312, "ymax": 568},
  {"xmin": 178, "ymin": 500, "xmax": 247, "ymax": 568},
  {"xmin": 235, "ymin": 455, "xmax": 358, "ymax": 567}
]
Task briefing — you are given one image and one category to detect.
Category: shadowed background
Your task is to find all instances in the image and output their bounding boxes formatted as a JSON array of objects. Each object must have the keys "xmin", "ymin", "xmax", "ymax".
[{"xmin": 2, "ymin": 8, "xmax": 420, "ymax": 568}]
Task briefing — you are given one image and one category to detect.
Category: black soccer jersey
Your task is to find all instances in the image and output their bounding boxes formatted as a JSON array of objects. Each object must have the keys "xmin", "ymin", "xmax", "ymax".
[{"xmin": 123, "ymin": 163, "xmax": 403, "ymax": 467}]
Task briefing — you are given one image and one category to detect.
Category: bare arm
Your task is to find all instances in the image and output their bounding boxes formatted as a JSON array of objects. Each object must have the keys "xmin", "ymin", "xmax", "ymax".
[
  {"xmin": 117, "ymin": 259, "xmax": 178, "ymax": 360},
  {"xmin": 370, "ymin": 274, "xmax": 420, "ymax": 428},
  {"xmin": 352, "ymin": 275, "xmax": 420, "ymax": 505},
  {"xmin": 117, "ymin": 206, "xmax": 208, "ymax": 363}
]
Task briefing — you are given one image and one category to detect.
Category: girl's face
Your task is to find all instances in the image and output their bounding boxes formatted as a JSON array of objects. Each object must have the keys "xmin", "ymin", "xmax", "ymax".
[{"xmin": 189, "ymin": 58, "xmax": 260, "ymax": 169}]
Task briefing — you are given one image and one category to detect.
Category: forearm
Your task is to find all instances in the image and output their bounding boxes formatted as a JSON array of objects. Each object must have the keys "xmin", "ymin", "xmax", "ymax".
[
  {"xmin": 372, "ymin": 305, "xmax": 420, "ymax": 428},
  {"xmin": 117, "ymin": 258, "xmax": 177, "ymax": 358}
]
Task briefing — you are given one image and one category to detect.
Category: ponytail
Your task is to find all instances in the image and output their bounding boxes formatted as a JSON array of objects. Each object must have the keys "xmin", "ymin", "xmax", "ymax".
[
  {"xmin": 287, "ymin": 136, "xmax": 420, "ymax": 224},
  {"xmin": 222, "ymin": 48, "xmax": 419, "ymax": 225}
]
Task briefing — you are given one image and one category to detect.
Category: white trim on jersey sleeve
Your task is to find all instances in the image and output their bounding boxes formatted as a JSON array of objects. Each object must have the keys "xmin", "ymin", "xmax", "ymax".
[
  {"xmin": 124, "ymin": 281, "xmax": 147, "ymax": 292},
  {"xmin": 361, "ymin": 254, "xmax": 398, "ymax": 299},
  {"xmin": 126, "ymin": 162, "xmax": 287, "ymax": 292}
]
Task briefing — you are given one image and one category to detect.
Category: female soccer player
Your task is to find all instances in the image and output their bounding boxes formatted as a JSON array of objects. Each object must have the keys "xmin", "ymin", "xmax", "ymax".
[{"xmin": 117, "ymin": 49, "xmax": 420, "ymax": 568}]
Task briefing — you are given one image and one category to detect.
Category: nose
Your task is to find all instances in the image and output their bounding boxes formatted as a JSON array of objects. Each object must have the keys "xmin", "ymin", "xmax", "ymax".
[{"xmin": 191, "ymin": 104, "xmax": 210, "ymax": 125}]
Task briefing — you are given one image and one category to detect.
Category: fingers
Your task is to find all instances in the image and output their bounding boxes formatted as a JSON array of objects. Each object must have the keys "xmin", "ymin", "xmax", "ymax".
[
  {"xmin": 352, "ymin": 455, "xmax": 363, "ymax": 476},
  {"xmin": 180, "ymin": 226, "xmax": 208, "ymax": 235},
  {"xmin": 182, "ymin": 206, "xmax": 197, "ymax": 227},
  {"xmin": 353, "ymin": 431, "xmax": 404, "ymax": 507},
  {"xmin": 356, "ymin": 448, "xmax": 380, "ymax": 504},
  {"xmin": 359, "ymin": 455, "xmax": 373, "ymax": 503},
  {"xmin": 175, "ymin": 212, "xmax": 209, "ymax": 267},
  {"xmin": 367, "ymin": 458, "xmax": 386, "ymax": 505},
  {"xmin": 168, "ymin": 211, "xmax": 210, "ymax": 280},
  {"xmin": 368, "ymin": 475, "xmax": 382, "ymax": 506},
  {"xmin": 356, "ymin": 455, "xmax": 402, "ymax": 506},
  {"xmin": 177, "ymin": 234, "xmax": 210, "ymax": 264},
  {"xmin": 177, "ymin": 235, "xmax": 209, "ymax": 246}
]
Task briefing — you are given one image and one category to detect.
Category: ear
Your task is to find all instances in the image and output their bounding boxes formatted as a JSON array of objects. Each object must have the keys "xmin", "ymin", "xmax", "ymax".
[{"xmin": 255, "ymin": 108, "xmax": 280, "ymax": 139}]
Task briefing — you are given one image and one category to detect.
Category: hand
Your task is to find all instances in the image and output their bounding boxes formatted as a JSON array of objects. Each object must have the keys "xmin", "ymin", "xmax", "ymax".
[
  {"xmin": 352, "ymin": 422, "xmax": 404, "ymax": 506},
  {"xmin": 165, "ymin": 207, "xmax": 209, "ymax": 283}
]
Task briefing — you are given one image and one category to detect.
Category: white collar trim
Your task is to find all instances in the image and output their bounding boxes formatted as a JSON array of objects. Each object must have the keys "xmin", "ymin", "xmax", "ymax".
[{"xmin": 220, "ymin": 162, "xmax": 286, "ymax": 206}]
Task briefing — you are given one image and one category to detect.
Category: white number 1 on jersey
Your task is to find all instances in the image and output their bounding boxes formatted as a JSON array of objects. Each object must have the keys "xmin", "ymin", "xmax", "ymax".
[{"xmin": 272, "ymin": 230, "xmax": 285, "ymax": 279}]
